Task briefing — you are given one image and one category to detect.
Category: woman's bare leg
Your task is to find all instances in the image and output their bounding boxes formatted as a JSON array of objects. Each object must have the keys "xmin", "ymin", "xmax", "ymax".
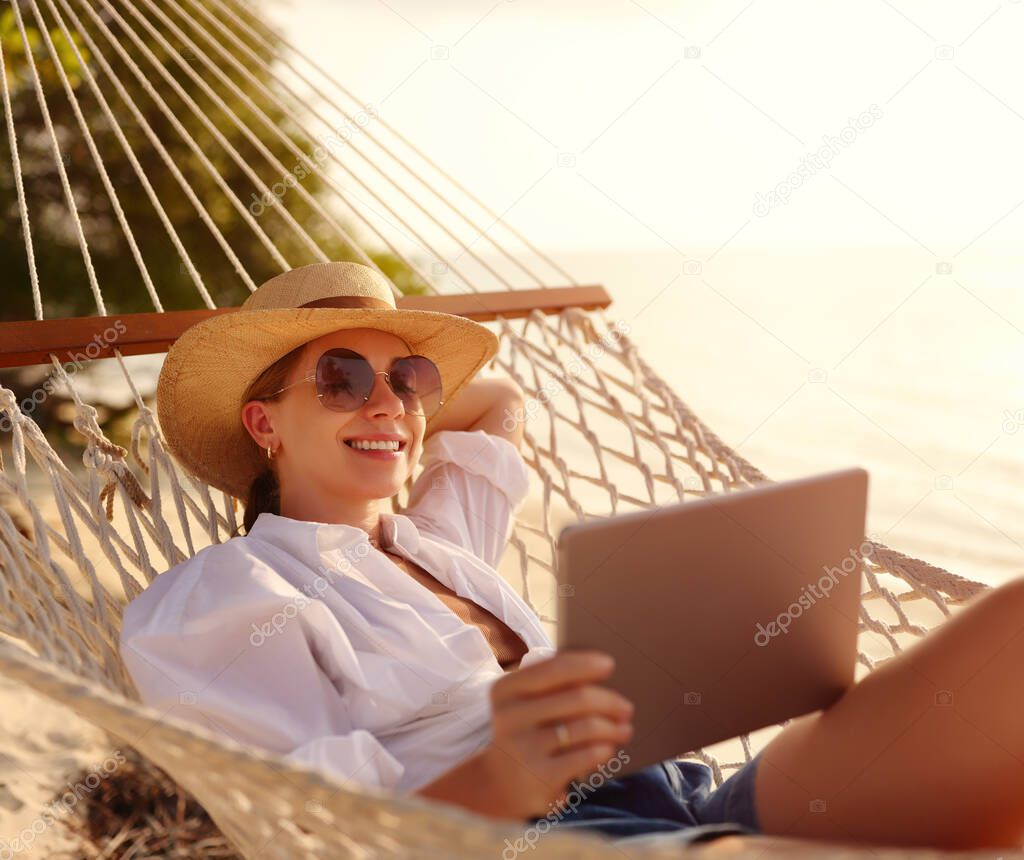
[{"xmin": 754, "ymin": 574, "xmax": 1024, "ymax": 850}]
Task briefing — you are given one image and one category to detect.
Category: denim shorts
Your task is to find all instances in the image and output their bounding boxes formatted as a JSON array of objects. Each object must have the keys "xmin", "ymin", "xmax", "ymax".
[{"xmin": 527, "ymin": 752, "xmax": 763, "ymax": 847}]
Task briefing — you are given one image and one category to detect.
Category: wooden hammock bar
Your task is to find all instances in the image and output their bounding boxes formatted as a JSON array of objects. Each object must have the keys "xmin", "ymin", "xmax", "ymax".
[{"xmin": 0, "ymin": 285, "xmax": 611, "ymax": 369}]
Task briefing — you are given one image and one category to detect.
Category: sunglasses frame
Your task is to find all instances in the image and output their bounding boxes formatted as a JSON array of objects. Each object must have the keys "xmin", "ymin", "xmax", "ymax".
[{"xmin": 265, "ymin": 348, "xmax": 444, "ymax": 418}]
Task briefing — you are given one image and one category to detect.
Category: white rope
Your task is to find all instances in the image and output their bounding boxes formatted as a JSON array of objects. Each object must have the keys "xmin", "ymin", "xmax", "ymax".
[
  {"xmin": 206, "ymin": 0, "xmax": 579, "ymax": 290},
  {"xmin": 68, "ymin": 0, "xmax": 292, "ymax": 272},
  {"xmin": 0, "ymin": 23, "xmax": 43, "ymax": 320},
  {"xmin": 37, "ymin": 0, "xmax": 215, "ymax": 312},
  {"xmin": 144, "ymin": 0, "xmax": 447, "ymax": 295},
  {"xmin": 24, "ymin": 0, "xmax": 166, "ymax": 314},
  {"xmin": 8, "ymin": 0, "xmax": 106, "ymax": 317},
  {"xmin": 111, "ymin": 0, "xmax": 336, "ymax": 266},
  {"xmin": 173, "ymin": 0, "xmax": 513, "ymax": 295},
  {"xmin": 50, "ymin": 0, "xmax": 258, "ymax": 295},
  {"xmin": 169, "ymin": 0, "xmax": 480, "ymax": 296}
]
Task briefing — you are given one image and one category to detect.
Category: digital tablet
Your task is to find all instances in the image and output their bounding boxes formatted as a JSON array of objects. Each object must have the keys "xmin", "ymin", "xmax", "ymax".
[{"xmin": 556, "ymin": 467, "xmax": 869, "ymax": 774}]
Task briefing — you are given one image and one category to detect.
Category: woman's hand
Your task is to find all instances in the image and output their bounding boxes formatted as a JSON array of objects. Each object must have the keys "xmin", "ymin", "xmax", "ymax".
[
  {"xmin": 415, "ymin": 651, "xmax": 634, "ymax": 820},
  {"xmin": 480, "ymin": 650, "xmax": 634, "ymax": 818},
  {"xmin": 424, "ymin": 375, "xmax": 526, "ymax": 449}
]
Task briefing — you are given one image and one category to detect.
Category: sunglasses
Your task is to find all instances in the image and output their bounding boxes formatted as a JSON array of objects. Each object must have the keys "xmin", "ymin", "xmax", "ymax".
[{"xmin": 267, "ymin": 348, "xmax": 444, "ymax": 418}]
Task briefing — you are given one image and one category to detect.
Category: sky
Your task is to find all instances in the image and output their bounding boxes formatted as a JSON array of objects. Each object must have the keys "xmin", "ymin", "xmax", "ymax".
[{"xmin": 262, "ymin": 0, "xmax": 1024, "ymax": 255}]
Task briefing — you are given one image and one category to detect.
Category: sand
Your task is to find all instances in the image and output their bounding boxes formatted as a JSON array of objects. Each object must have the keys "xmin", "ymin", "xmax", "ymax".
[{"xmin": 0, "ymin": 667, "xmax": 112, "ymax": 857}]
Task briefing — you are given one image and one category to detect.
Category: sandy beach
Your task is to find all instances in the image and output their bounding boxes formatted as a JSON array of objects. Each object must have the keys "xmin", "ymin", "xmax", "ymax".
[
  {"xmin": 0, "ymin": 460, "xmax": 171, "ymax": 856},
  {"xmin": 0, "ymin": 663, "xmax": 112, "ymax": 857}
]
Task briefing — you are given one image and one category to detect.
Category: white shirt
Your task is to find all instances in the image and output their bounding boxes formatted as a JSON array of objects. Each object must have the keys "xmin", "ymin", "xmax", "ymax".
[{"xmin": 119, "ymin": 429, "xmax": 556, "ymax": 794}]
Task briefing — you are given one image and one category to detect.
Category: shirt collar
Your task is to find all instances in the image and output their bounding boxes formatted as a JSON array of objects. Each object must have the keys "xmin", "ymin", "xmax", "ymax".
[
  {"xmin": 385, "ymin": 512, "xmax": 421, "ymax": 555},
  {"xmin": 246, "ymin": 510, "xmax": 421, "ymax": 565}
]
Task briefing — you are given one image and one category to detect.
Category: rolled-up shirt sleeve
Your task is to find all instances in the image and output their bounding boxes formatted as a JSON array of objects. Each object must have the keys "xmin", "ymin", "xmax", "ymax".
[
  {"xmin": 403, "ymin": 429, "xmax": 531, "ymax": 569},
  {"xmin": 119, "ymin": 547, "xmax": 404, "ymax": 792}
]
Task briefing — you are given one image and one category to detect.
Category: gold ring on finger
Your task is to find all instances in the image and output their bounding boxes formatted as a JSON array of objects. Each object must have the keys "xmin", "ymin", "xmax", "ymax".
[{"xmin": 554, "ymin": 722, "xmax": 570, "ymax": 751}]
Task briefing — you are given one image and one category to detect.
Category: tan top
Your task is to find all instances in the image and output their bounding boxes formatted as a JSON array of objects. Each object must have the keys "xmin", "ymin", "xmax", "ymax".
[{"xmin": 375, "ymin": 542, "xmax": 528, "ymax": 672}]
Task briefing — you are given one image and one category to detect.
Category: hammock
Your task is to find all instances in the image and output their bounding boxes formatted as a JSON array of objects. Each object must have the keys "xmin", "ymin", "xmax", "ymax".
[{"xmin": 0, "ymin": 0, "xmax": 991, "ymax": 856}]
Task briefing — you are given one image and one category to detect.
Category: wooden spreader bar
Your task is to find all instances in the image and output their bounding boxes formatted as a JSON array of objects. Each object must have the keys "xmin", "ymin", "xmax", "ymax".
[{"xmin": 0, "ymin": 285, "xmax": 611, "ymax": 369}]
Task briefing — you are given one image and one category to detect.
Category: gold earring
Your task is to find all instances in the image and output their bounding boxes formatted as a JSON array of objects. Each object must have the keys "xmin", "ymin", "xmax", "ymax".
[{"xmin": 266, "ymin": 444, "xmax": 276, "ymax": 460}]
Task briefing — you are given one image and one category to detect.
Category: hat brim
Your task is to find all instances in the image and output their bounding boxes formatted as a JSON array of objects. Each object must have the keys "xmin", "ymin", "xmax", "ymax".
[{"xmin": 156, "ymin": 306, "xmax": 499, "ymax": 500}]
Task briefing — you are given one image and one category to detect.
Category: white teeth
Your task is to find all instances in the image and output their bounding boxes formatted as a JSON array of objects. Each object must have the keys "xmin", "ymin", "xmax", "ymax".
[{"xmin": 347, "ymin": 439, "xmax": 401, "ymax": 451}]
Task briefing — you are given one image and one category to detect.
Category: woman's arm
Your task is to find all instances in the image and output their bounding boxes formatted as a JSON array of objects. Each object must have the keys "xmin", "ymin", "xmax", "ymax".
[
  {"xmin": 120, "ymin": 549, "xmax": 408, "ymax": 793},
  {"xmin": 427, "ymin": 375, "xmax": 526, "ymax": 449},
  {"xmin": 402, "ymin": 377, "xmax": 531, "ymax": 566}
]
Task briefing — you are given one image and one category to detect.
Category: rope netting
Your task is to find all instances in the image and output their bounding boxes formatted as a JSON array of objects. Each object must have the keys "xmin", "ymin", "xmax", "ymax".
[{"xmin": 0, "ymin": 0, "xmax": 992, "ymax": 855}]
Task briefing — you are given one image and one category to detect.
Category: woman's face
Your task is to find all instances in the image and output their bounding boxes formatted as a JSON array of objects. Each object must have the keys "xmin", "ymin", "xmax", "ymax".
[{"xmin": 243, "ymin": 328, "xmax": 427, "ymax": 507}]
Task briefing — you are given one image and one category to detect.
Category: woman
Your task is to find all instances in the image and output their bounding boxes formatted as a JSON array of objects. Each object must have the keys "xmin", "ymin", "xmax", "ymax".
[{"xmin": 121, "ymin": 262, "xmax": 1024, "ymax": 851}]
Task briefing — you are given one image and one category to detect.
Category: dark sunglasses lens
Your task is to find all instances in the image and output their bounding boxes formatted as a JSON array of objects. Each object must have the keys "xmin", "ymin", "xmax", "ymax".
[
  {"xmin": 315, "ymin": 349, "xmax": 374, "ymax": 410},
  {"xmin": 390, "ymin": 355, "xmax": 443, "ymax": 417}
]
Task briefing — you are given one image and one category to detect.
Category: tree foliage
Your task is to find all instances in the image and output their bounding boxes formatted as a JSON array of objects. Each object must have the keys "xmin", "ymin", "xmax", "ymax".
[{"xmin": 0, "ymin": 0, "xmax": 422, "ymax": 323}]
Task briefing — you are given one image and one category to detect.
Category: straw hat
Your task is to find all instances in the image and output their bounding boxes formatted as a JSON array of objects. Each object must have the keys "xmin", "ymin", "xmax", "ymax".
[{"xmin": 156, "ymin": 261, "xmax": 499, "ymax": 500}]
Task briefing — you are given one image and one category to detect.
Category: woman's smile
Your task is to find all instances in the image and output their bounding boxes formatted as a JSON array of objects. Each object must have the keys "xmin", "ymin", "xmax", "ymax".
[{"xmin": 342, "ymin": 434, "xmax": 408, "ymax": 460}]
